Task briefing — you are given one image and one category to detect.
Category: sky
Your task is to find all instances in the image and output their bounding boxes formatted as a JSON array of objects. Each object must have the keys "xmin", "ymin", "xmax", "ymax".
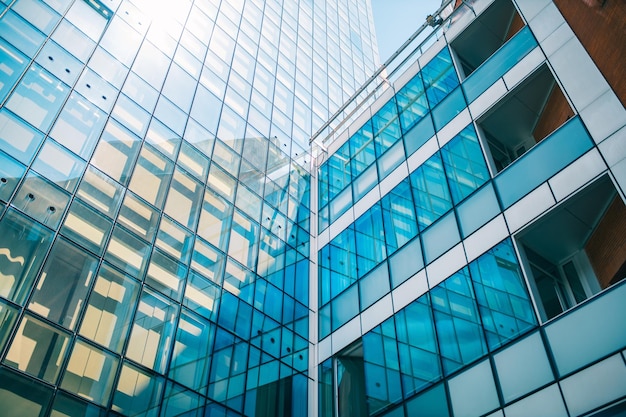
[{"xmin": 371, "ymin": 0, "xmax": 443, "ymax": 62}]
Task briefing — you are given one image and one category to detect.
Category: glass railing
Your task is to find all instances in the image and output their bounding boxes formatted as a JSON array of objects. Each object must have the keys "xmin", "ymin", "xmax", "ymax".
[
  {"xmin": 494, "ymin": 116, "xmax": 594, "ymax": 208},
  {"xmin": 462, "ymin": 25, "xmax": 538, "ymax": 103}
]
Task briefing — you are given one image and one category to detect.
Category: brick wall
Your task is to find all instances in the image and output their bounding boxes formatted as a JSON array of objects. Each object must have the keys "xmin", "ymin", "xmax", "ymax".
[
  {"xmin": 586, "ymin": 196, "xmax": 626, "ymax": 288},
  {"xmin": 533, "ymin": 83, "xmax": 574, "ymax": 143},
  {"xmin": 553, "ymin": 0, "xmax": 626, "ymax": 107}
]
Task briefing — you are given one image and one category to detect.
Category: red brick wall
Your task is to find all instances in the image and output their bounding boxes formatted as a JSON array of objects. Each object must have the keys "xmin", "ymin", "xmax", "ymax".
[
  {"xmin": 586, "ymin": 196, "xmax": 626, "ymax": 288},
  {"xmin": 553, "ymin": 0, "xmax": 626, "ymax": 107},
  {"xmin": 533, "ymin": 84, "xmax": 574, "ymax": 143}
]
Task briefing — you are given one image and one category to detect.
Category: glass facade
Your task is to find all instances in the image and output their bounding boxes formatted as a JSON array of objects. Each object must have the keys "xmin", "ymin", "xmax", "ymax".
[{"xmin": 1, "ymin": 0, "xmax": 626, "ymax": 416}]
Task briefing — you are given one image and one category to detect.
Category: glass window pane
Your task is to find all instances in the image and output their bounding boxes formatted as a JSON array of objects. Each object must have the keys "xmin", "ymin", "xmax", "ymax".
[
  {"xmin": 389, "ymin": 236, "xmax": 424, "ymax": 289},
  {"xmin": 3, "ymin": 314, "xmax": 70, "ymax": 383},
  {"xmin": 64, "ymin": 0, "xmax": 107, "ymax": 41},
  {"xmin": 145, "ymin": 118, "xmax": 181, "ymax": 161},
  {"xmin": 111, "ymin": 362, "xmax": 164, "ymax": 416},
  {"xmin": 441, "ymin": 124, "xmax": 490, "ymax": 205},
  {"xmin": 410, "ymin": 152, "xmax": 453, "ymax": 230},
  {"xmin": 197, "ymin": 188, "xmax": 233, "ymax": 251},
  {"xmin": 432, "ymin": 87, "xmax": 466, "ymax": 131},
  {"xmin": 164, "ymin": 167, "xmax": 204, "ymax": 230},
  {"xmin": 145, "ymin": 249, "xmax": 187, "ymax": 301},
  {"xmin": 0, "ymin": 10, "xmax": 46, "ymax": 57},
  {"xmin": 13, "ymin": 171, "xmax": 70, "ymax": 229},
  {"xmin": 0, "ymin": 300, "xmax": 19, "ymax": 353},
  {"xmin": 6, "ymin": 64, "xmax": 69, "ymax": 133},
  {"xmin": 49, "ymin": 391, "xmax": 106, "ymax": 417},
  {"xmin": 382, "ymin": 179, "xmax": 418, "ymax": 255},
  {"xmin": 61, "ymin": 199, "xmax": 113, "ymax": 255},
  {"xmin": 76, "ymin": 165, "xmax": 124, "ymax": 218},
  {"xmin": 422, "ymin": 47, "xmax": 459, "ymax": 108},
  {"xmin": 431, "ymin": 268, "xmax": 487, "ymax": 376},
  {"xmin": 49, "ymin": 92, "xmax": 107, "ymax": 160},
  {"xmin": 0, "ymin": 367, "xmax": 54, "ymax": 417},
  {"xmin": 128, "ymin": 144, "xmax": 174, "ymax": 209},
  {"xmin": 0, "ymin": 151, "xmax": 26, "ymax": 203},
  {"xmin": 51, "ymin": 19, "xmax": 95, "ymax": 62},
  {"xmin": 0, "ymin": 108, "xmax": 45, "ymax": 164},
  {"xmin": 117, "ymin": 192, "xmax": 159, "ymax": 242},
  {"xmin": 99, "ymin": 17, "xmax": 142, "ymax": 67},
  {"xmin": 359, "ymin": 261, "xmax": 390, "ymax": 310},
  {"xmin": 90, "ymin": 120, "xmax": 142, "ymax": 186},
  {"xmin": 405, "ymin": 382, "xmax": 449, "ymax": 417},
  {"xmin": 126, "ymin": 288, "xmax": 178, "ymax": 373},
  {"xmin": 110, "ymin": 94, "xmax": 150, "ymax": 138},
  {"xmin": 184, "ymin": 270, "xmax": 221, "ymax": 322},
  {"xmin": 354, "ymin": 204, "xmax": 387, "ymax": 278},
  {"xmin": 60, "ymin": 339, "xmax": 119, "ymax": 407},
  {"xmin": 169, "ymin": 309, "xmax": 214, "ymax": 393},
  {"xmin": 155, "ymin": 216, "xmax": 194, "ymax": 264},
  {"xmin": 27, "ymin": 237, "xmax": 98, "ymax": 329},
  {"xmin": 372, "ymin": 98, "xmax": 401, "ymax": 156},
  {"xmin": 32, "ymin": 139, "xmax": 86, "ymax": 192},
  {"xmin": 104, "ymin": 225, "xmax": 150, "ymax": 278},
  {"xmin": 422, "ymin": 211, "xmax": 460, "ymax": 264},
  {"xmin": 331, "ymin": 284, "xmax": 358, "ymax": 331},
  {"xmin": 448, "ymin": 359, "xmax": 499, "ymax": 417},
  {"xmin": 177, "ymin": 141, "xmax": 209, "ymax": 182},
  {"xmin": 0, "ymin": 39, "xmax": 29, "ymax": 102},
  {"xmin": 207, "ymin": 163, "xmax": 237, "ymax": 202},
  {"xmin": 228, "ymin": 210, "xmax": 259, "ymax": 270},
  {"xmin": 191, "ymin": 237, "xmax": 225, "ymax": 285},
  {"xmin": 456, "ymin": 183, "xmax": 500, "ymax": 238},
  {"xmin": 35, "ymin": 39, "xmax": 82, "ymax": 86},
  {"xmin": 397, "ymin": 72, "xmax": 428, "ymax": 133},
  {"xmin": 0, "ymin": 209, "xmax": 54, "ymax": 304},
  {"xmin": 79, "ymin": 264, "xmax": 140, "ymax": 353}
]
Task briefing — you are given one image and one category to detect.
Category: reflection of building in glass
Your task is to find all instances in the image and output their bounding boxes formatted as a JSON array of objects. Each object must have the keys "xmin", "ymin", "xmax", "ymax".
[{"xmin": 1, "ymin": 0, "xmax": 626, "ymax": 416}]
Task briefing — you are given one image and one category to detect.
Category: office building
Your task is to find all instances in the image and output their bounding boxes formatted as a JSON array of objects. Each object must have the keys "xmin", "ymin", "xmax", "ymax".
[
  {"xmin": 313, "ymin": 0, "xmax": 626, "ymax": 416},
  {"xmin": 1, "ymin": 0, "xmax": 626, "ymax": 416},
  {"xmin": 0, "ymin": 0, "xmax": 378, "ymax": 415}
]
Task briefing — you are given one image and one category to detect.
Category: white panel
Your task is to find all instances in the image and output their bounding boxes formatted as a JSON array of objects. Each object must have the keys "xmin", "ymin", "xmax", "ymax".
[
  {"xmin": 317, "ymin": 228, "xmax": 330, "ymax": 249},
  {"xmin": 494, "ymin": 333, "xmax": 554, "ymax": 403},
  {"xmin": 469, "ymin": 80, "xmax": 506, "ymax": 119},
  {"xmin": 504, "ymin": 384, "xmax": 568, "ymax": 417},
  {"xmin": 392, "ymin": 269, "xmax": 428, "ymax": 313},
  {"xmin": 368, "ymin": 86, "xmax": 396, "ymax": 116},
  {"xmin": 360, "ymin": 294, "xmax": 393, "ymax": 335},
  {"xmin": 598, "ymin": 126, "xmax": 626, "ymax": 167},
  {"xmin": 580, "ymin": 89, "xmax": 626, "ymax": 144},
  {"xmin": 426, "ymin": 243, "xmax": 467, "ymax": 288},
  {"xmin": 318, "ymin": 336, "xmax": 332, "ymax": 363},
  {"xmin": 549, "ymin": 150, "xmax": 606, "ymax": 202},
  {"xmin": 561, "ymin": 354, "xmax": 626, "ymax": 417},
  {"xmin": 502, "ymin": 47, "xmax": 545, "ymax": 90},
  {"xmin": 328, "ymin": 207, "xmax": 354, "ymax": 242},
  {"xmin": 379, "ymin": 162, "xmax": 408, "ymax": 198},
  {"xmin": 407, "ymin": 135, "xmax": 438, "ymax": 173},
  {"xmin": 326, "ymin": 129, "xmax": 349, "ymax": 157},
  {"xmin": 449, "ymin": 359, "xmax": 500, "ymax": 417},
  {"xmin": 331, "ymin": 316, "xmax": 361, "ymax": 355},
  {"xmin": 504, "ymin": 184, "xmax": 555, "ymax": 233},
  {"xmin": 548, "ymin": 37, "xmax": 608, "ymax": 111},
  {"xmin": 463, "ymin": 214, "xmax": 509, "ymax": 262},
  {"xmin": 611, "ymin": 157, "xmax": 626, "ymax": 197},
  {"xmin": 527, "ymin": 2, "xmax": 565, "ymax": 42},
  {"xmin": 514, "ymin": 0, "xmax": 552, "ymax": 22},
  {"xmin": 353, "ymin": 184, "xmax": 381, "ymax": 221},
  {"xmin": 538, "ymin": 21, "xmax": 574, "ymax": 58},
  {"xmin": 437, "ymin": 109, "xmax": 471, "ymax": 147}
]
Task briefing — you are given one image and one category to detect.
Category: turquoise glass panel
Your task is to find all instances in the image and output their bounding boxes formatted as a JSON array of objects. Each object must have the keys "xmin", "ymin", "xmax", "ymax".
[
  {"xmin": 363, "ymin": 318, "xmax": 403, "ymax": 414},
  {"xmin": 410, "ymin": 152, "xmax": 453, "ymax": 230},
  {"xmin": 463, "ymin": 26, "xmax": 538, "ymax": 103},
  {"xmin": 0, "ymin": 151, "xmax": 26, "ymax": 203},
  {"xmin": 397, "ymin": 72, "xmax": 429, "ymax": 133},
  {"xmin": 350, "ymin": 120, "xmax": 375, "ymax": 177},
  {"xmin": 405, "ymin": 382, "xmax": 449, "ymax": 417},
  {"xmin": 327, "ymin": 141, "xmax": 351, "ymax": 200},
  {"xmin": 0, "ymin": 10, "xmax": 46, "ymax": 57},
  {"xmin": 432, "ymin": 87, "xmax": 466, "ymax": 130},
  {"xmin": 469, "ymin": 239, "xmax": 537, "ymax": 350},
  {"xmin": 328, "ymin": 225, "xmax": 357, "ymax": 299},
  {"xmin": 0, "ymin": 108, "xmax": 45, "ymax": 164},
  {"xmin": 373, "ymin": 98, "xmax": 402, "ymax": 156},
  {"xmin": 381, "ymin": 179, "xmax": 418, "ymax": 255},
  {"xmin": 389, "ymin": 236, "xmax": 424, "ymax": 289},
  {"xmin": 0, "ymin": 38, "xmax": 29, "ymax": 102},
  {"xmin": 431, "ymin": 268, "xmax": 487, "ymax": 376},
  {"xmin": 354, "ymin": 203, "xmax": 386, "ymax": 279},
  {"xmin": 359, "ymin": 261, "xmax": 390, "ymax": 310},
  {"xmin": 495, "ymin": 116, "xmax": 593, "ymax": 208},
  {"xmin": 395, "ymin": 294, "xmax": 441, "ymax": 397},
  {"xmin": 422, "ymin": 47, "xmax": 459, "ymax": 108},
  {"xmin": 441, "ymin": 124, "xmax": 490, "ymax": 204},
  {"xmin": 331, "ymin": 283, "xmax": 358, "ymax": 331},
  {"xmin": 403, "ymin": 113, "xmax": 434, "ymax": 157},
  {"xmin": 422, "ymin": 211, "xmax": 460, "ymax": 264},
  {"xmin": 456, "ymin": 182, "xmax": 500, "ymax": 237}
]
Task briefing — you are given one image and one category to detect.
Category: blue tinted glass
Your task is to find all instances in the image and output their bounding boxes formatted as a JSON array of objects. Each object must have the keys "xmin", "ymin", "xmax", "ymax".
[
  {"xmin": 395, "ymin": 294, "xmax": 441, "ymax": 397},
  {"xmin": 397, "ymin": 72, "xmax": 429, "ymax": 132},
  {"xmin": 350, "ymin": 120, "xmax": 375, "ymax": 177},
  {"xmin": 381, "ymin": 179, "xmax": 418, "ymax": 255},
  {"xmin": 331, "ymin": 284, "xmax": 359, "ymax": 331},
  {"xmin": 422, "ymin": 212, "xmax": 460, "ymax": 264},
  {"xmin": 0, "ymin": 150, "xmax": 26, "ymax": 203},
  {"xmin": 403, "ymin": 113, "xmax": 435, "ymax": 157},
  {"xmin": 354, "ymin": 203, "xmax": 387, "ymax": 278},
  {"xmin": 318, "ymin": 162, "xmax": 329, "ymax": 208},
  {"xmin": 0, "ymin": 39, "xmax": 29, "ymax": 102},
  {"xmin": 363, "ymin": 319, "xmax": 403, "ymax": 413},
  {"xmin": 422, "ymin": 47, "xmax": 459, "ymax": 108},
  {"xmin": 432, "ymin": 87, "xmax": 466, "ymax": 130},
  {"xmin": 463, "ymin": 26, "xmax": 538, "ymax": 103},
  {"xmin": 441, "ymin": 124, "xmax": 490, "ymax": 204},
  {"xmin": 327, "ymin": 143, "xmax": 351, "ymax": 200},
  {"xmin": 495, "ymin": 116, "xmax": 593, "ymax": 208},
  {"xmin": 469, "ymin": 240, "xmax": 537, "ymax": 350},
  {"xmin": 405, "ymin": 382, "xmax": 449, "ymax": 417},
  {"xmin": 328, "ymin": 225, "xmax": 357, "ymax": 299},
  {"xmin": 410, "ymin": 152, "xmax": 453, "ymax": 230},
  {"xmin": 431, "ymin": 268, "xmax": 487, "ymax": 375},
  {"xmin": 373, "ymin": 98, "xmax": 402, "ymax": 156},
  {"xmin": 456, "ymin": 182, "xmax": 500, "ymax": 237},
  {"xmin": 0, "ymin": 10, "xmax": 46, "ymax": 57}
]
